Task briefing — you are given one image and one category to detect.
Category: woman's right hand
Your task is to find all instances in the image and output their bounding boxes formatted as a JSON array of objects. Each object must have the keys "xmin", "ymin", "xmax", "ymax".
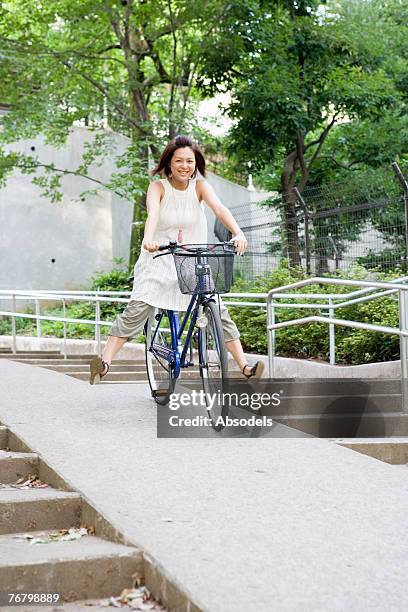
[{"xmin": 143, "ymin": 240, "xmax": 160, "ymax": 253}]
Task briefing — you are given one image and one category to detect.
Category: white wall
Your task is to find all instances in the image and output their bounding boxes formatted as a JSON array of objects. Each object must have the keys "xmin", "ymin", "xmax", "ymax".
[
  {"xmin": 0, "ymin": 127, "xmax": 133, "ymax": 291},
  {"xmin": 0, "ymin": 127, "xmax": 271, "ymax": 293}
]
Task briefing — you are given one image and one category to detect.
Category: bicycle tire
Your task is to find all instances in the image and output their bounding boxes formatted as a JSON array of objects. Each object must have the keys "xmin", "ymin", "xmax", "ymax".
[
  {"xmin": 199, "ymin": 300, "xmax": 229, "ymax": 430},
  {"xmin": 145, "ymin": 311, "xmax": 176, "ymax": 406}
]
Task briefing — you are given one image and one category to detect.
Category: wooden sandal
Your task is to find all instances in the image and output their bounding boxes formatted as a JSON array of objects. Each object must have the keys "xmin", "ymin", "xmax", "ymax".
[
  {"xmin": 242, "ymin": 361, "xmax": 265, "ymax": 379},
  {"xmin": 89, "ymin": 356, "xmax": 110, "ymax": 385}
]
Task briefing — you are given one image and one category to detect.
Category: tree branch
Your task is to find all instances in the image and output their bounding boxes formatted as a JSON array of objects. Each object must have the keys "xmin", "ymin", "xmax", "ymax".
[
  {"xmin": 318, "ymin": 155, "xmax": 363, "ymax": 170},
  {"xmin": 306, "ymin": 114, "xmax": 339, "ymax": 168},
  {"xmin": 20, "ymin": 160, "xmax": 145, "ymax": 203},
  {"xmin": 296, "ymin": 130, "xmax": 307, "ymax": 175},
  {"xmin": 59, "ymin": 59, "xmax": 141, "ymax": 131},
  {"xmin": 167, "ymin": 0, "xmax": 178, "ymax": 139}
]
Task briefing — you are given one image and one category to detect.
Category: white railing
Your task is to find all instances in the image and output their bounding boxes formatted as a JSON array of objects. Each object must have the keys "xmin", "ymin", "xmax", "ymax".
[
  {"xmin": 0, "ymin": 289, "xmax": 267, "ymax": 357},
  {"xmin": 267, "ymin": 277, "xmax": 408, "ymax": 386},
  {"xmin": 2, "ymin": 277, "xmax": 408, "ymax": 390}
]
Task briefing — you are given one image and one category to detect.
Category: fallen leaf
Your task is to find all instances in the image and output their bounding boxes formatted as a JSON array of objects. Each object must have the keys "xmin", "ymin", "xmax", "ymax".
[
  {"xmin": 109, "ymin": 596, "xmax": 122, "ymax": 608},
  {"xmin": 128, "ymin": 599, "xmax": 144, "ymax": 609},
  {"xmin": 132, "ymin": 572, "xmax": 143, "ymax": 588}
]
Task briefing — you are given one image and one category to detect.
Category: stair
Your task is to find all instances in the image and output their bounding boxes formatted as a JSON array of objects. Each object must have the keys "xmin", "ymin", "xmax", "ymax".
[
  {"xmin": 1, "ymin": 350, "xmax": 148, "ymax": 383},
  {"xmin": 0, "ymin": 425, "xmax": 146, "ymax": 605},
  {"xmin": 0, "ymin": 349, "xmax": 242, "ymax": 383},
  {"xmin": 0, "ymin": 488, "xmax": 81, "ymax": 534},
  {"xmin": 0, "ymin": 531, "xmax": 140, "ymax": 599},
  {"xmin": 0, "ymin": 451, "xmax": 39, "ymax": 483}
]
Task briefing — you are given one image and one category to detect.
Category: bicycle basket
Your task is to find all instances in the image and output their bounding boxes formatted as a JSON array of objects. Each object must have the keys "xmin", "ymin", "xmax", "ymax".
[{"xmin": 172, "ymin": 243, "xmax": 234, "ymax": 295}]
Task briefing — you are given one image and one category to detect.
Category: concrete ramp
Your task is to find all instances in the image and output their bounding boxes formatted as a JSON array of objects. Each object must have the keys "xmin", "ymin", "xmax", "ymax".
[{"xmin": 0, "ymin": 359, "xmax": 407, "ymax": 611}]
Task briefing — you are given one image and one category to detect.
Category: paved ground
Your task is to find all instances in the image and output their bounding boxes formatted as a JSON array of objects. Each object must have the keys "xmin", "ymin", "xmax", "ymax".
[{"xmin": 0, "ymin": 359, "xmax": 407, "ymax": 612}]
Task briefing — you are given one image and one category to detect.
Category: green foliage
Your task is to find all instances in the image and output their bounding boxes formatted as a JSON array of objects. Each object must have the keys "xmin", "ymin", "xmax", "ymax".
[
  {"xmin": 229, "ymin": 264, "xmax": 401, "ymax": 364},
  {"xmin": 1, "ymin": 260, "xmax": 403, "ymax": 363},
  {"xmin": 0, "ymin": 260, "xmax": 133, "ymax": 340}
]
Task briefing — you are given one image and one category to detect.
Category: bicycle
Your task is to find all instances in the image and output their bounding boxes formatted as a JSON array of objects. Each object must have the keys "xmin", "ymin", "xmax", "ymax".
[{"xmin": 144, "ymin": 241, "xmax": 236, "ymax": 431}]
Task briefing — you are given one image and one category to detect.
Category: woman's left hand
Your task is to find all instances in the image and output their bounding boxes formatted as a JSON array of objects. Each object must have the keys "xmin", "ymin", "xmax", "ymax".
[{"xmin": 231, "ymin": 231, "xmax": 247, "ymax": 256}]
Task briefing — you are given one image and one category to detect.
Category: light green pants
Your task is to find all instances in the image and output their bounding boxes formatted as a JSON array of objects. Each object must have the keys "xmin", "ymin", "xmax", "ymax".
[{"xmin": 109, "ymin": 299, "xmax": 240, "ymax": 342}]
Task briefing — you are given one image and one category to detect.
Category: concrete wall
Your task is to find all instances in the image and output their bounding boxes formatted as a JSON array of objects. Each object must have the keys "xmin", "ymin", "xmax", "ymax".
[
  {"xmin": 0, "ymin": 127, "xmax": 271, "ymax": 293},
  {"xmin": 205, "ymin": 171, "xmax": 272, "ymax": 243},
  {"xmin": 0, "ymin": 127, "xmax": 133, "ymax": 292}
]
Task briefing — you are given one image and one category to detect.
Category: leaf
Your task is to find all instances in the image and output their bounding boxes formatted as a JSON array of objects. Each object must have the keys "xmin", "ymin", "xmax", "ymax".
[
  {"xmin": 128, "ymin": 599, "xmax": 144, "ymax": 609},
  {"xmin": 109, "ymin": 596, "xmax": 122, "ymax": 608}
]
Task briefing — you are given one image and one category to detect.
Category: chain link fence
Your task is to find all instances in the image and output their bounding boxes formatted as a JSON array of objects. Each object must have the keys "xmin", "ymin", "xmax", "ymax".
[{"xmin": 220, "ymin": 164, "xmax": 408, "ymax": 279}]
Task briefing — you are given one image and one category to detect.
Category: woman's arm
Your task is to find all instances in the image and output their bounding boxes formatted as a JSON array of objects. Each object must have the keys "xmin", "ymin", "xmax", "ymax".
[
  {"xmin": 142, "ymin": 181, "xmax": 164, "ymax": 252},
  {"xmin": 197, "ymin": 180, "xmax": 248, "ymax": 255}
]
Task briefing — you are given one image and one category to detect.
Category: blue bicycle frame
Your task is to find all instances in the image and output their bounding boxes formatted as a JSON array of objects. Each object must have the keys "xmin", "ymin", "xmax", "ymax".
[
  {"xmin": 149, "ymin": 245, "xmax": 223, "ymax": 377},
  {"xmin": 149, "ymin": 292, "xmax": 214, "ymax": 378}
]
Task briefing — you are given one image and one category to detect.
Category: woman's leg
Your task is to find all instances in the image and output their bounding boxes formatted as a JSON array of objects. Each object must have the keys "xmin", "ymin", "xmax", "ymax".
[
  {"xmin": 90, "ymin": 301, "xmax": 154, "ymax": 383},
  {"xmin": 220, "ymin": 304, "xmax": 264, "ymax": 377},
  {"xmin": 101, "ymin": 336, "xmax": 128, "ymax": 371},
  {"xmin": 225, "ymin": 338, "xmax": 249, "ymax": 373}
]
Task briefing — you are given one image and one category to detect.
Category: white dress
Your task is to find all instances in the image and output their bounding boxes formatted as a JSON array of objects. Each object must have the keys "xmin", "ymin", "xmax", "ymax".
[{"xmin": 131, "ymin": 178, "xmax": 208, "ymax": 310}]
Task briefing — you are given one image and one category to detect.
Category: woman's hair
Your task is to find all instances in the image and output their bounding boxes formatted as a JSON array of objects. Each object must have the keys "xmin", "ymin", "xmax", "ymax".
[{"xmin": 150, "ymin": 134, "xmax": 206, "ymax": 178}]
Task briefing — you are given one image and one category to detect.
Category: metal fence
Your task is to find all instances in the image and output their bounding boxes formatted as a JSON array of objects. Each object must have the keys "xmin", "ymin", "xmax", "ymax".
[{"xmin": 227, "ymin": 164, "xmax": 408, "ymax": 279}]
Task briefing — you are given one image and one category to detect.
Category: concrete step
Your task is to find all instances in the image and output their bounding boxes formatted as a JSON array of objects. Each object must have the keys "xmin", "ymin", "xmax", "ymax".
[
  {"xmin": 100, "ymin": 381, "xmax": 148, "ymax": 385},
  {"xmin": 0, "ymin": 451, "xmax": 39, "ymax": 483},
  {"xmin": 0, "ymin": 350, "xmax": 59, "ymax": 355},
  {"xmin": 2, "ymin": 601, "xmax": 164, "ymax": 612},
  {"xmin": 0, "ymin": 353, "xmax": 65, "ymax": 360},
  {"xmin": 71, "ymin": 370, "xmax": 212, "ymax": 382},
  {"xmin": 265, "ymin": 394, "xmax": 402, "ymax": 415},
  {"xmin": 70, "ymin": 372, "xmax": 148, "ymax": 382},
  {"xmin": 0, "ymin": 426, "xmax": 8, "ymax": 449},
  {"xmin": 273, "ymin": 413, "xmax": 408, "ymax": 437},
  {"xmin": 42, "ymin": 364, "xmax": 146, "ymax": 373},
  {"xmin": 0, "ymin": 531, "xmax": 142, "ymax": 600},
  {"xmin": 0, "ymin": 488, "xmax": 82, "ymax": 534},
  {"xmin": 266, "ymin": 378, "xmax": 402, "ymax": 395},
  {"xmin": 5, "ymin": 357, "xmax": 145, "ymax": 367},
  {"xmin": 336, "ymin": 439, "xmax": 408, "ymax": 464},
  {"xmin": 5, "ymin": 358, "xmax": 145, "ymax": 366}
]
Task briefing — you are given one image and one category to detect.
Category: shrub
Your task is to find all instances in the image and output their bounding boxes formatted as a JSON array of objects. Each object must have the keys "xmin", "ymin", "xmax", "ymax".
[
  {"xmin": 3, "ymin": 260, "xmax": 403, "ymax": 363},
  {"xmin": 229, "ymin": 263, "xmax": 401, "ymax": 364}
]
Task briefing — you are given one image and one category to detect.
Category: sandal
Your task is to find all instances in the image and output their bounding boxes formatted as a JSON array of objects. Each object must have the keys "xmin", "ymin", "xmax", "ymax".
[
  {"xmin": 242, "ymin": 361, "xmax": 265, "ymax": 379},
  {"xmin": 89, "ymin": 356, "xmax": 110, "ymax": 385}
]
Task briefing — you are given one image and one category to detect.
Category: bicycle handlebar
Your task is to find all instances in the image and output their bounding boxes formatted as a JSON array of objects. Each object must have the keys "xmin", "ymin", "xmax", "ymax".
[{"xmin": 153, "ymin": 241, "xmax": 235, "ymax": 259}]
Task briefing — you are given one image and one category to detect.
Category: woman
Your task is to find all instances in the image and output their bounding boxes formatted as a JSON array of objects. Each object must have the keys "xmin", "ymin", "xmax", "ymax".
[{"xmin": 89, "ymin": 135, "xmax": 264, "ymax": 384}]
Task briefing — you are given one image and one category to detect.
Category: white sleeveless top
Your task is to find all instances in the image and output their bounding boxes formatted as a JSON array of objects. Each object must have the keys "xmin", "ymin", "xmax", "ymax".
[{"xmin": 131, "ymin": 177, "xmax": 208, "ymax": 310}]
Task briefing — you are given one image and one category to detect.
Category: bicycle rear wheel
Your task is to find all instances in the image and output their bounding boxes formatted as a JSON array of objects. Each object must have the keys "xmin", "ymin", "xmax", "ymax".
[
  {"xmin": 145, "ymin": 310, "xmax": 175, "ymax": 406},
  {"xmin": 199, "ymin": 300, "xmax": 229, "ymax": 430}
]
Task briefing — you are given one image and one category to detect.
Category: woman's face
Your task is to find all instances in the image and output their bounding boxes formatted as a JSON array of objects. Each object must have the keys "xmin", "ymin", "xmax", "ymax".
[{"xmin": 169, "ymin": 147, "xmax": 196, "ymax": 182}]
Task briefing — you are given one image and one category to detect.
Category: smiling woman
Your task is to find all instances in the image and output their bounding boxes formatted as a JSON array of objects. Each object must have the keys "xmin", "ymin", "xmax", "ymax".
[{"xmin": 89, "ymin": 134, "xmax": 265, "ymax": 385}]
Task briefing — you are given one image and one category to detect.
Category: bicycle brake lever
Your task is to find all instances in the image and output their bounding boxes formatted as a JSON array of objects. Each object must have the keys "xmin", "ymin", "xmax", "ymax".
[{"xmin": 153, "ymin": 251, "xmax": 169, "ymax": 259}]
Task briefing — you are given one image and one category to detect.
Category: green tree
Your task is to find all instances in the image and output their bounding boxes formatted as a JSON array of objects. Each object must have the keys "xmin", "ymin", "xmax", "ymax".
[
  {"xmin": 199, "ymin": 0, "xmax": 404, "ymax": 266},
  {"xmin": 0, "ymin": 0, "xmax": 226, "ymax": 267}
]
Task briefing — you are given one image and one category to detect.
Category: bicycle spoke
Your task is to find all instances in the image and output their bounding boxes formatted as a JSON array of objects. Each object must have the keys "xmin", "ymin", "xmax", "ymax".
[
  {"xmin": 145, "ymin": 312, "xmax": 175, "ymax": 405},
  {"xmin": 199, "ymin": 301, "xmax": 229, "ymax": 430}
]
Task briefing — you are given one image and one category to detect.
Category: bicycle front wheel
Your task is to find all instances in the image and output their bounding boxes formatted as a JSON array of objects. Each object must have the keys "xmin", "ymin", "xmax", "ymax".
[
  {"xmin": 199, "ymin": 300, "xmax": 229, "ymax": 430},
  {"xmin": 145, "ymin": 311, "xmax": 176, "ymax": 406}
]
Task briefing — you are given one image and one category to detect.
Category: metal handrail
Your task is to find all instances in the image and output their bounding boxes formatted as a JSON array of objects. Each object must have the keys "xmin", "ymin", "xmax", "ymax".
[
  {"xmin": 266, "ymin": 277, "xmax": 408, "ymax": 413},
  {"xmin": 0, "ymin": 289, "xmax": 267, "ymax": 357},
  {"xmin": 266, "ymin": 275, "xmax": 408, "ymax": 366},
  {"xmin": 2, "ymin": 274, "xmax": 408, "ymax": 390}
]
